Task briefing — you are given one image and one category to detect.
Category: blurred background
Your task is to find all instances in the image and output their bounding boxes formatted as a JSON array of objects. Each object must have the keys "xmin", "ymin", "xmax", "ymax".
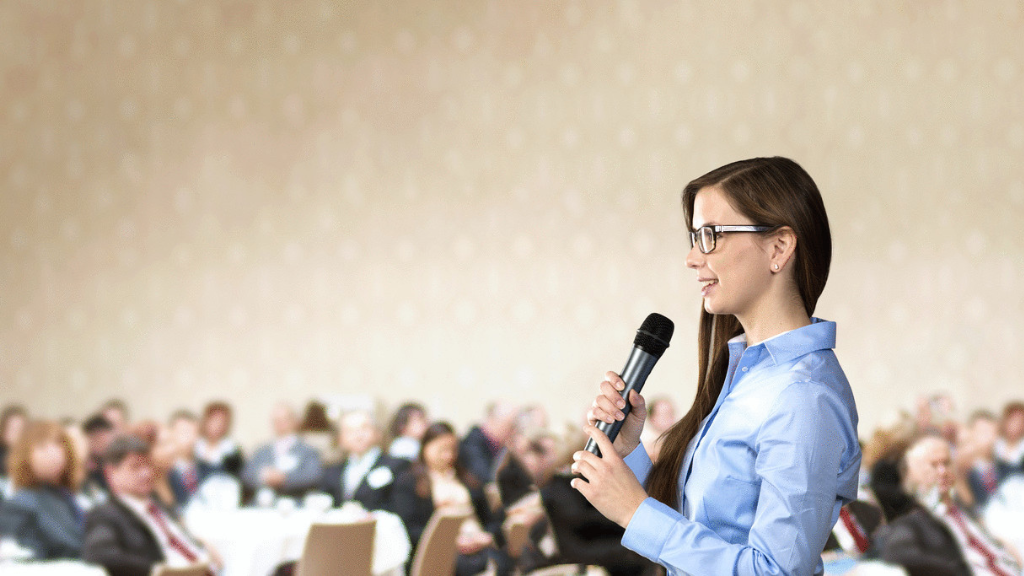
[{"xmin": 2, "ymin": 0, "xmax": 1022, "ymax": 446}]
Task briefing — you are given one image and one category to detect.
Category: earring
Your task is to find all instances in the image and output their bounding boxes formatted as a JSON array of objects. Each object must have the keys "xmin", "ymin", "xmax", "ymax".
[{"xmin": 773, "ymin": 263, "xmax": 780, "ymax": 270}]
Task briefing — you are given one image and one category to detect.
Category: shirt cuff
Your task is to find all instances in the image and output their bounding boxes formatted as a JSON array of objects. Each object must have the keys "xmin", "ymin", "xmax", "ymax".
[
  {"xmin": 623, "ymin": 443, "xmax": 653, "ymax": 484},
  {"xmin": 622, "ymin": 496, "xmax": 680, "ymax": 561}
]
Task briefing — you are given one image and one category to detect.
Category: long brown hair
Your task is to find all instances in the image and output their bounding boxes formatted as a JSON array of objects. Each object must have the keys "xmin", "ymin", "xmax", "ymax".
[
  {"xmin": 8, "ymin": 420, "xmax": 82, "ymax": 492},
  {"xmin": 646, "ymin": 157, "xmax": 832, "ymax": 508},
  {"xmin": 412, "ymin": 421, "xmax": 479, "ymax": 498}
]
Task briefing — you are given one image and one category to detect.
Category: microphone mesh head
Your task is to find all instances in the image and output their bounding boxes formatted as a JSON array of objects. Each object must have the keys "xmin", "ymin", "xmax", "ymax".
[{"xmin": 633, "ymin": 313, "xmax": 674, "ymax": 358}]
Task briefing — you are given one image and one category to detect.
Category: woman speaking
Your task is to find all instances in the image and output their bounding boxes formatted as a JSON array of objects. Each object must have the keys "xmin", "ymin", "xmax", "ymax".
[{"xmin": 571, "ymin": 157, "xmax": 861, "ymax": 575}]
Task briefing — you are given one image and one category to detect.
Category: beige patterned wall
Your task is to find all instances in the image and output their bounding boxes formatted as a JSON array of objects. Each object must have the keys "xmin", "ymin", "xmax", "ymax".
[{"xmin": 2, "ymin": 0, "xmax": 1023, "ymax": 447}]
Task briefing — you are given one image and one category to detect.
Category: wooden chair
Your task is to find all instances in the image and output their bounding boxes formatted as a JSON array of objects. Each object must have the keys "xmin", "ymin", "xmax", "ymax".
[
  {"xmin": 149, "ymin": 565, "xmax": 211, "ymax": 576},
  {"xmin": 504, "ymin": 517, "xmax": 532, "ymax": 560},
  {"xmin": 409, "ymin": 509, "xmax": 470, "ymax": 576},
  {"xmin": 294, "ymin": 518, "xmax": 377, "ymax": 576}
]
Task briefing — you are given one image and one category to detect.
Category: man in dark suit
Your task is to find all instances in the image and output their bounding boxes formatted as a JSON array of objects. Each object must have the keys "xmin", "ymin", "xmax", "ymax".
[
  {"xmin": 320, "ymin": 410, "xmax": 407, "ymax": 510},
  {"xmin": 872, "ymin": 434, "xmax": 1021, "ymax": 576},
  {"xmin": 459, "ymin": 401, "xmax": 518, "ymax": 485},
  {"xmin": 241, "ymin": 402, "xmax": 323, "ymax": 501},
  {"xmin": 82, "ymin": 435, "xmax": 215, "ymax": 576}
]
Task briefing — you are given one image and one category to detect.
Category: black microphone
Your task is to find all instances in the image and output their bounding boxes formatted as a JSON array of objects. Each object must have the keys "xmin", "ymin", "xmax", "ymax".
[{"xmin": 584, "ymin": 313, "xmax": 674, "ymax": 457}]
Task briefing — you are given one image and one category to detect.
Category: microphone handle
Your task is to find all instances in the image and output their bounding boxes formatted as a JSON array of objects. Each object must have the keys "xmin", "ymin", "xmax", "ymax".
[{"xmin": 584, "ymin": 346, "xmax": 658, "ymax": 457}]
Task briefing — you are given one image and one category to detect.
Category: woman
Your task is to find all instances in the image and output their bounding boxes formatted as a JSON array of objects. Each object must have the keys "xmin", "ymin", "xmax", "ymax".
[
  {"xmin": 0, "ymin": 420, "xmax": 85, "ymax": 559},
  {"xmin": 994, "ymin": 401, "xmax": 1024, "ymax": 475},
  {"xmin": 390, "ymin": 421, "xmax": 511, "ymax": 576},
  {"xmin": 194, "ymin": 401, "xmax": 244, "ymax": 480},
  {"xmin": 1, "ymin": 405, "xmax": 29, "ymax": 478},
  {"xmin": 386, "ymin": 402, "xmax": 429, "ymax": 461},
  {"xmin": 572, "ymin": 157, "xmax": 861, "ymax": 575}
]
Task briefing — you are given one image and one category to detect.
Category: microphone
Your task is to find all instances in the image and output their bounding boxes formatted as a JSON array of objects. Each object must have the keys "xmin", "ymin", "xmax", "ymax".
[{"xmin": 584, "ymin": 312, "xmax": 674, "ymax": 457}]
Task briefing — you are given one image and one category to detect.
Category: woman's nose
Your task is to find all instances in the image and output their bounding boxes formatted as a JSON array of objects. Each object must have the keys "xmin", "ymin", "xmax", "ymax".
[{"xmin": 685, "ymin": 243, "xmax": 704, "ymax": 269}]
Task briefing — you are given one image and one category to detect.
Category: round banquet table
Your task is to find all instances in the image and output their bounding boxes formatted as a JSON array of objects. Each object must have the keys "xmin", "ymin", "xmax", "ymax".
[{"xmin": 184, "ymin": 505, "xmax": 410, "ymax": 576}]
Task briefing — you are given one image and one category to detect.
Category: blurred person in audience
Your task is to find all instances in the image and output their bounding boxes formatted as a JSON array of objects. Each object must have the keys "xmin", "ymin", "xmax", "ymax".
[
  {"xmin": 100, "ymin": 399, "xmax": 131, "ymax": 434},
  {"xmin": 134, "ymin": 419, "xmax": 180, "ymax": 511},
  {"xmin": 320, "ymin": 410, "xmax": 408, "ymax": 510},
  {"xmin": 873, "ymin": 434, "xmax": 1022, "ymax": 576},
  {"xmin": 61, "ymin": 420, "xmax": 104, "ymax": 510},
  {"xmin": 0, "ymin": 405, "xmax": 29, "ymax": 479},
  {"xmin": 460, "ymin": 401, "xmax": 518, "ymax": 484},
  {"xmin": 194, "ymin": 401, "xmax": 244, "ymax": 480},
  {"xmin": 639, "ymin": 396, "xmax": 677, "ymax": 462},
  {"xmin": 298, "ymin": 400, "xmax": 337, "ymax": 462},
  {"xmin": 0, "ymin": 420, "xmax": 84, "ymax": 560},
  {"xmin": 165, "ymin": 410, "xmax": 202, "ymax": 509},
  {"xmin": 956, "ymin": 410, "xmax": 1005, "ymax": 512},
  {"xmin": 994, "ymin": 401, "xmax": 1024, "ymax": 475},
  {"xmin": 83, "ymin": 435, "xmax": 218, "ymax": 576},
  {"xmin": 241, "ymin": 402, "xmax": 323, "ymax": 500},
  {"xmin": 81, "ymin": 414, "xmax": 116, "ymax": 497},
  {"xmin": 391, "ymin": 421, "xmax": 511, "ymax": 576},
  {"xmin": 386, "ymin": 402, "xmax": 429, "ymax": 461},
  {"xmin": 916, "ymin": 392, "xmax": 960, "ymax": 445}
]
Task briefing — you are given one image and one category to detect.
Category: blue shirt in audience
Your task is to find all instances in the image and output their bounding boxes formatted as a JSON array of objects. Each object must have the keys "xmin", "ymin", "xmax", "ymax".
[{"xmin": 621, "ymin": 318, "xmax": 861, "ymax": 576}]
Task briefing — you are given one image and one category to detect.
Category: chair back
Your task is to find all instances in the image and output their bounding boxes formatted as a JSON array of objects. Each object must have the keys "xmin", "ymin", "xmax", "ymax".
[
  {"xmin": 295, "ymin": 518, "xmax": 377, "ymax": 576},
  {"xmin": 504, "ymin": 517, "xmax": 532, "ymax": 559},
  {"xmin": 150, "ymin": 565, "xmax": 210, "ymax": 576},
  {"xmin": 409, "ymin": 509, "xmax": 470, "ymax": 576}
]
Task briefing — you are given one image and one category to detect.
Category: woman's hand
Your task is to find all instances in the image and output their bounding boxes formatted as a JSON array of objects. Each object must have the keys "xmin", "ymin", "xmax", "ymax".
[
  {"xmin": 586, "ymin": 371, "xmax": 647, "ymax": 458},
  {"xmin": 456, "ymin": 531, "xmax": 493, "ymax": 554},
  {"xmin": 571, "ymin": 424, "xmax": 648, "ymax": 528}
]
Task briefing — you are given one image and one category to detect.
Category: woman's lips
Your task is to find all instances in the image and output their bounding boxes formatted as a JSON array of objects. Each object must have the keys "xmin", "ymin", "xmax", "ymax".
[{"xmin": 700, "ymin": 279, "xmax": 718, "ymax": 297}]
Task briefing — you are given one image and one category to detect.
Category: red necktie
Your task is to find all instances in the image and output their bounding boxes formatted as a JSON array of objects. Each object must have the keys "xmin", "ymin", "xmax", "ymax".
[
  {"xmin": 183, "ymin": 464, "xmax": 199, "ymax": 494},
  {"xmin": 947, "ymin": 504, "xmax": 1014, "ymax": 576},
  {"xmin": 838, "ymin": 507, "xmax": 871, "ymax": 554},
  {"xmin": 146, "ymin": 502, "xmax": 200, "ymax": 563}
]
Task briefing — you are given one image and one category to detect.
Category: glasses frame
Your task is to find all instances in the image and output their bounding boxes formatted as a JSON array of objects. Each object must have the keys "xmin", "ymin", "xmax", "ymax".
[{"xmin": 689, "ymin": 225, "xmax": 778, "ymax": 254}]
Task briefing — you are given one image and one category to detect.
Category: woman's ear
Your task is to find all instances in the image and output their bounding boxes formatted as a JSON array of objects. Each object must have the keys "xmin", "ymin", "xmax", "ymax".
[{"xmin": 768, "ymin": 226, "xmax": 797, "ymax": 273}]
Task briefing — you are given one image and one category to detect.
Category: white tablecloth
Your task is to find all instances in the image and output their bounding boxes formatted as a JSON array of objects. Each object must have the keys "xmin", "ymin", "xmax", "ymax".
[
  {"xmin": 0, "ymin": 561, "xmax": 107, "ymax": 576},
  {"xmin": 184, "ymin": 506, "xmax": 410, "ymax": 576},
  {"xmin": 983, "ymin": 474, "xmax": 1024, "ymax": 556}
]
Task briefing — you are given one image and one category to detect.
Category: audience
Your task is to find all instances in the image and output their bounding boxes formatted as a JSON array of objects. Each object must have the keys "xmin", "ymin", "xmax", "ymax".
[
  {"xmin": 391, "ymin": 421, "xmax": 511, "ymax": 576},
  {"xmin": 0, "ymin": 405, "xmax": 29, "ymax": 478},
  {"xmin": 459, "ymin": 401, "xmax": 518, "ymax": 485},
  {"xmin": 319, "ymin": 410, "xmax": 408, "ymax": 510},
  {"xmin": 995, "ymin": 402, "xmax": 1024, "ymax": 475},
  {"xmin": 193, "ymin": 401, "xmax": 244, "ymax": 480},
  {"xmin": 386, "ymin": 402, "xmax": 429, "ymax": 461},
  {"xmin": 165, "ymin": 410, "xmax": 202, "ymax": 509},
  {"xmin": 4, "ymin": 392, "xmax": 1023, "ymax": 574},
  {"xmin": 81, "ymin": 414, "xmax": 116, "ymax": 498},
  {"xmin": 956, "ymin": 410, "xmax": 1004, "ymax": 512},
  {"xmin": 872, "ymin": 434, "xmax": 1022, "ymax": 576},
  {"xmin": 241, "ymin": 402, "xmax": 323, "ymax": 501},
  {"xmin": 99, "ymin": 399, "xmax": 131, "ymax": 435},
  {"xmin": 0, "ymin": 420, "xmax": 84, "ymax": 559},
  {"xmin": 297, "ymin": 400, "xmax": 337, "ymax": 462},
  {"xmin": 82, "ymin": 434, "xmax": 216, "ymax": 576}
]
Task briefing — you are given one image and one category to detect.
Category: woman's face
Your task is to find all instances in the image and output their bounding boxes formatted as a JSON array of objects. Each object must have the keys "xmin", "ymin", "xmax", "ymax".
[
  {"xmin": 685, "ymin": 186, "xmax": 774, "ymax": 321},
  {"xmin": 1004, "ymin": 410, "xmax": 1024, "ymax": 441},
  {"xmin": 422, "ymin": 433, "xmax": 458, "ymax": 472},
  {"xmin": 30, "ymin": 439, "xmax": 68, "ymax": 484},
  {"xmin": 3, "ymin": 413, "xmax": 27, "ymax": 446},
  {"xmin": 203, "ymin": 411, "xmax": 229, "ymax": 440},
  {"xmin": 404, "ymin": 411, "xmax": 428, "ymax": 440}
]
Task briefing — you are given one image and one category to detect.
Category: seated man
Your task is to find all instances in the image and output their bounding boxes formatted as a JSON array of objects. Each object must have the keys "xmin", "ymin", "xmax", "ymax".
[
  {"xmin": 241, "ymin": 402, "xmax": 323, "ymax": 501},
  {"xmin": 873, "ymin": 434, "xmax": 1022, "ymax": 576},
  {"xmin": 320, "ymin": 410, "xmax": 407, "ymax": 510},
  {"xmin": 82, "ymin": 435, "xmax": 216, "ymax": 576}
]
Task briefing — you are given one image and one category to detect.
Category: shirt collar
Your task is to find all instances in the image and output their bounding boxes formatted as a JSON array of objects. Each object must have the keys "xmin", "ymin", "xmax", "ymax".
[{"xmin": 728, "ymin": 317, "xmax": 836, "ymax": 366}]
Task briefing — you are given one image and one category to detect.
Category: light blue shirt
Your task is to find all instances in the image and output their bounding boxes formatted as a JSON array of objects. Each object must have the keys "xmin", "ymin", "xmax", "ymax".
[{"xmin": 622, "ymin": 318, "xmax": 861, "ymax": 576}]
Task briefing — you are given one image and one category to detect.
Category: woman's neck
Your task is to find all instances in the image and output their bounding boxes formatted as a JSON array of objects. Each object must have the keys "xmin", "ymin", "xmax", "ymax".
[{"xmin": 736, "ymin": 294, "xmax": 811, "ymax": 346}]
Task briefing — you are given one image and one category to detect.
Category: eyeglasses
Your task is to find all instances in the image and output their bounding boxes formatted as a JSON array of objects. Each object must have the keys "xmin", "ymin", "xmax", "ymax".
[{"xmin": 688, "ymin": 225, "xmax": 777, "ymax": 254}]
